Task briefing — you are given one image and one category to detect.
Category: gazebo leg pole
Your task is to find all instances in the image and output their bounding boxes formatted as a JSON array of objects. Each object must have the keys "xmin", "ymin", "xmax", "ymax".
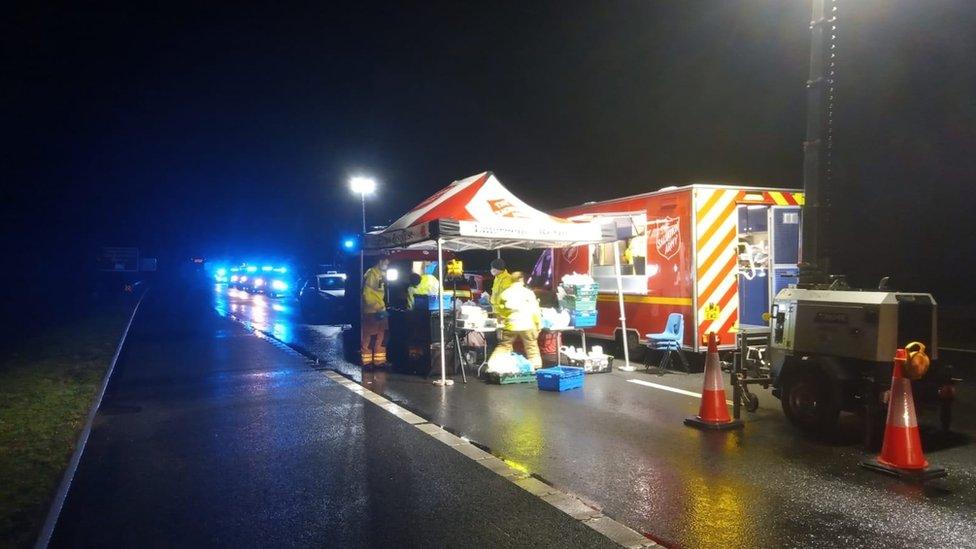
[
  {"xmin": 614, "ymin": 240, "xmax": 634, "ymax": 372},
  {"xmin": 433, "ymin": 238, "xmax": 453, "ymax": 386}
]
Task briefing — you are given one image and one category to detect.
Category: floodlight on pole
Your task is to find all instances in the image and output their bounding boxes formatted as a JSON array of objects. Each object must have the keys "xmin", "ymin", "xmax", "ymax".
[
  {"xmin": 349, "ymin": 176, "xmax": 377, "ymax": 196},
  {"xmin": 349, "ymin": 176, "xmax": 377, "ymax": 234}
]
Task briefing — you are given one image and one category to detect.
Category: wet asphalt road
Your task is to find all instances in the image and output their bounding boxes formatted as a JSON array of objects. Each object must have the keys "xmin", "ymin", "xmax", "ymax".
[
  {"xmin": 217, "ymin": 285, "xmax": 976, "ymax": 548},
  {"xmin": 50, "ymin": 284, "xmax": 620, "ymax": 548}
]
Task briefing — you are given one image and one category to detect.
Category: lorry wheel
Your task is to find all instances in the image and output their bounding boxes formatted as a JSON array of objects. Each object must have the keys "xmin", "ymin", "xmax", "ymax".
[{"xmin": 780, "ymin": 369, "xmax": 840, "ymax": 433}]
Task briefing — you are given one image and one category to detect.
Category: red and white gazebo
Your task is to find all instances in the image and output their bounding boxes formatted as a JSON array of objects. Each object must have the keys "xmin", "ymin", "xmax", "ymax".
[
  {"xmin": 362, "ymin": 172, "xmax": 633, "ymax": 385},
  {"xmin": 364, "ymin": 172, "xmax": 605, "ymax": 251}
]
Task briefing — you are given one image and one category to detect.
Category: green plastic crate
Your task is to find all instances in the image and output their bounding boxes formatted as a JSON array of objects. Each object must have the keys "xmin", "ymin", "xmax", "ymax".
[
  {"xmin": 486, "ymin": 371, "xmax": 537, "ymax": 385},
  {"xmin": 560, "ymin": 295, "xmax": 597, "ymax": 311},
  {"xmin": 569, "ymin": 283, "xmax": 599, "ymax": 295}
]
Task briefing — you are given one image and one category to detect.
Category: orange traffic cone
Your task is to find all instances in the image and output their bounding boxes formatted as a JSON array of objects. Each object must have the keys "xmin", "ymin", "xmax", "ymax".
[
  {"xmin": 860, "ymin": 349, "xmax": 946, "ymax": 481},
  {"xmin": 685, "ymin": 332, "xmax": 742, "ymax": 430}
]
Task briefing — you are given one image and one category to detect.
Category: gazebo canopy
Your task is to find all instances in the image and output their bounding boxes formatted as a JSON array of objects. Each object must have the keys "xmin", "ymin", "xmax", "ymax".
[{"xmin": 363, "ymin": 172, "xmax": 608, "ymax": 251}]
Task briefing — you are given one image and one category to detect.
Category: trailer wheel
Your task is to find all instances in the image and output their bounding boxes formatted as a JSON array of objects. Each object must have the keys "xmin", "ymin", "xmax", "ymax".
[
  {"xmin": 781, "ymin": 368, "xmax": 840, "ymax": 432},
  {"xmin": 744, "ymin": 392, "xmax": 759, "ymax": 413}
]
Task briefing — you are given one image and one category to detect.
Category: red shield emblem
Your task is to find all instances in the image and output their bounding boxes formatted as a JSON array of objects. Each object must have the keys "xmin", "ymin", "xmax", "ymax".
[{"xmin": 654, "ymin": 217, "xmax": 681, "ymax": 260}]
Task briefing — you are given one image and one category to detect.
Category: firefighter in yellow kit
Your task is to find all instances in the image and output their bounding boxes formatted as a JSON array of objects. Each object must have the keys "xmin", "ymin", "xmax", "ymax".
[
  {"xmin": 361, "ymin": 258, "xmax": 389, "ymax": 367},
  {"xmin": 488, "ymin": 271, "xmax": 543, "ymax": 370},
  {"xmin": 489, "ymin": 258, "xmax": 513, "ymax": 316}
]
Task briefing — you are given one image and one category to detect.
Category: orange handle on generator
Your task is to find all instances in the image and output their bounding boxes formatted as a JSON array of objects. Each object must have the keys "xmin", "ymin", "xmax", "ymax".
[{"xmin": 904, "ymin": 341, "xmax": 930, "ymax": 380}]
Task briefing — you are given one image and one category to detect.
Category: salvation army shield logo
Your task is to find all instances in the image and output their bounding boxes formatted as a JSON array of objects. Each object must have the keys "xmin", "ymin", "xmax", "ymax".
[
  {"xmin": 563, "ymin": 246, "xmax": 580, "ymax": 263},
  {"xmin": 654, "ymin": 217, "xmax": 681, "ymax": 260}
]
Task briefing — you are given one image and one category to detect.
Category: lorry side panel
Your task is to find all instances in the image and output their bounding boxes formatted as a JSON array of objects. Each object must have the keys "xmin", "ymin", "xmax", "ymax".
[
  {"xmin": 554, "ymin": 185, "xmax": 804, "ymax": 353},
  {"xmin": 553, "ymin": 190, "xmax": 695, "ymax": 348}
]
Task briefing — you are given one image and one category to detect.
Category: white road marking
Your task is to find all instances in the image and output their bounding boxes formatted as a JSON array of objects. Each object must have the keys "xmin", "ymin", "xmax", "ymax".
[
  {"xmin": 627, "ymin": 378, "xmax": 734, "ymax": 405},
  {"xmin": 626, "ymin": 378, "xmax": 702, "ymax": 398},
  {"xmin": 36, "ymin": 289, "xmax": 149, "ymax": 549},
  {"xmin": 238, "ymin": 311, "xmax": 657, "ymax": 547}
]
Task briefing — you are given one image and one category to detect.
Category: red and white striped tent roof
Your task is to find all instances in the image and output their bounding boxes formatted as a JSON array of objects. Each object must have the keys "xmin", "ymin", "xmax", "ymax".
[{"xmin": 364, "ymin": 172, "xmax": 607, "ymax": 251}]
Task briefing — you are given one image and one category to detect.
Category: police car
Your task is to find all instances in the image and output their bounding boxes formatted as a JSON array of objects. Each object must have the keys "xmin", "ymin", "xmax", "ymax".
[
  {"xmin": 245, "ymin": 265, "xmax": 292, "ymax": 297},
  {"xmin": 299, "ymin": 271, "xmax": 346, "ymax": 323}
]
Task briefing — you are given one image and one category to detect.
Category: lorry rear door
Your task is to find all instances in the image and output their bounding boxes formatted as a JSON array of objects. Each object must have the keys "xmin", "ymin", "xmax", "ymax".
[
  {"xmin": 736, "ymin": 205, "xmax": 771, "ymax": 327},
  {"xmin": 770, "ymin": 206, "xmax": 801, "ymax": 298},
  {"xmin": 736, "ymin": 205, "xmax": 801, "ymax": 328}
]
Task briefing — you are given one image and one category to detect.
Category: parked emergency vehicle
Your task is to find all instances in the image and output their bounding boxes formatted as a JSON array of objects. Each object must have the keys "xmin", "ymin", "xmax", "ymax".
[{"xmin": 551, "ymin": 184, "xmax": 804, "ymax": 353}]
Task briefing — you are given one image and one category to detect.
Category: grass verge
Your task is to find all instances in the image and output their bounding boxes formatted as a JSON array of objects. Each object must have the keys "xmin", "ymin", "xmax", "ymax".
[{"xmin": 0, "ymin": 298, "xmax": 135, "ymax": 548}]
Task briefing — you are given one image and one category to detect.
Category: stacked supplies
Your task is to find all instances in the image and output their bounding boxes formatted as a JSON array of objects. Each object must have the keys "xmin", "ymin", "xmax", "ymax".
[
  {"xmin": 558, "ymin": 274, "xmax": 598, "ymax": 328},
  {"xmin": 559, "ymin": 345, "xmax": 613, "ymax": 373}
]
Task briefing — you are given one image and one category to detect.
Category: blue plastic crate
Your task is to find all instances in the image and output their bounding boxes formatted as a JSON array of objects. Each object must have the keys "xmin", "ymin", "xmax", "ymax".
[
  {"xmin": 536, "ymin": 366, "xmax": 585, "ymax": 392},
  {"xmin": 571, "ymin": 310, "xmax": 597, "ymax": 328}
]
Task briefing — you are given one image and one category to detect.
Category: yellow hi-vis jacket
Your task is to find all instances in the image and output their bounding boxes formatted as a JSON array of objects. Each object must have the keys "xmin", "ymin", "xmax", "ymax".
[
  {"xmin": 407, "ymin": 274, "xmax": 439, "ymax": 309},
  {"xmin": 498, "ymin": 282, "xmax": 541, "ymax": 332},
  {"xmin": 362, "ymin": 267, "xmax": 386, "ymax": 314},
  {"xmin": 490, "ymin": 270, "xmax": 513, "ymax": 317}
]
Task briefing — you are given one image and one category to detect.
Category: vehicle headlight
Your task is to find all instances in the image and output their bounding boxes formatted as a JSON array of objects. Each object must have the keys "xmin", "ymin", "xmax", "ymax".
[
  {"xmin": 255, "ymin": 278, "xmax": 265, "ymax": 286},
  {"xmin": 272, "ymin": 280, "xmax": 288, "ymax": 291},
  {"xmin": 230, "ymin": 275, "xmax": 239, "ymax": 282}
]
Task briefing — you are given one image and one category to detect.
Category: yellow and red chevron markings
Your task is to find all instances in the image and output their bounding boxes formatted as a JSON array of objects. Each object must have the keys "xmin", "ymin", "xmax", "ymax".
[{"xmin": 694, "ymin": 188, "xmax": 803, "ymax": 345}]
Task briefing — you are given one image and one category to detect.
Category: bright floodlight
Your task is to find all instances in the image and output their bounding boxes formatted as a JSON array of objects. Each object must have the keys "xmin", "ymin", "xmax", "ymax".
[
  {"xmin": 386, "ymin": 268, "xmax": 399, "ymax": 282},
  {"xmin": 349, "ymin": 176, "xmax": 377, "ymax": 195}
]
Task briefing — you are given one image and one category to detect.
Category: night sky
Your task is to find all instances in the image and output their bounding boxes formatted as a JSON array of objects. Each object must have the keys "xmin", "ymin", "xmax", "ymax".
[{"xmin": 4, "ymin": 1, "xmax": 975, "ymax": 309}]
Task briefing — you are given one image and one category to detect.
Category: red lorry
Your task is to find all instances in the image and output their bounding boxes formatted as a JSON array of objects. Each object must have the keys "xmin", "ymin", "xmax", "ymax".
[{"xmin": 550, "ymin": 184, "xmax": 805, "ymax": 354}]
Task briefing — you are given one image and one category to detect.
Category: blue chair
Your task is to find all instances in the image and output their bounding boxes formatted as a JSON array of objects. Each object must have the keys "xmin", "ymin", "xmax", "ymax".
[{"xmin": 645, "ymin": 313, "xmax": 690, "ymax": 373}]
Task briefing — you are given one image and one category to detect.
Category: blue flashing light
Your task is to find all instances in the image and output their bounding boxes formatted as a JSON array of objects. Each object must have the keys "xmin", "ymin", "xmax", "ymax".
[
  {"xmin": 274, "ymin": 267, "xmax": 287, "ymax": 273},
  {"xmin": 246, "ymin": 265, "xmax": 258, "ymax": 273},
  {"xmin": 262, "ymin": 265, "xmax": 273, "ymax": 272},
  {"xmin": 271, "ymin": 279, "xmax": 288, "ymax": 291},
  {"xmin": 216, "ymin": 268, "xmax": 227, "ymax": 276},
  {"xmin": 342, "ymin": 238, "xmax": 356, "ymax": 250}
]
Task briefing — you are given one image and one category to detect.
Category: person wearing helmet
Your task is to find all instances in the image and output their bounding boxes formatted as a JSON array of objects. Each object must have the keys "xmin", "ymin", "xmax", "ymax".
[
  {"xmin": 488, "ymin": 272, "xmax": 543, "ymax": 370},
  {"xmin": 488, "ymin": 258, "xmax": 513, "ymax": 320},
  {"xmin": 361, "ymin": 258, "xmax": 389, "ymax": 367},
  {"xmin": 406, "ymin": 270, "xmax": 439, "ymax": 310}
]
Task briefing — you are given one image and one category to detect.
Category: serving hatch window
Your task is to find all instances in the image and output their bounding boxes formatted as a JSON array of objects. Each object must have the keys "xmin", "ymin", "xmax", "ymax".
[{"xmin": 589, "ymin": 214, "xmax": 648, "ymax": 292}]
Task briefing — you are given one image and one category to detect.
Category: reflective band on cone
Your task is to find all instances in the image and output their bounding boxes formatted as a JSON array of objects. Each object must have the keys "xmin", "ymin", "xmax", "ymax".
[
  {"xmin": 685, "ymin": 332, "xmax": 742, "ymax": 430},
  {"xmin": 879, "ymin": 377, "xmax": 926, "ymax": 469},
  {"xmin": 860, "ymin": 348, "xmax": 946, "ymax": 482}
]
